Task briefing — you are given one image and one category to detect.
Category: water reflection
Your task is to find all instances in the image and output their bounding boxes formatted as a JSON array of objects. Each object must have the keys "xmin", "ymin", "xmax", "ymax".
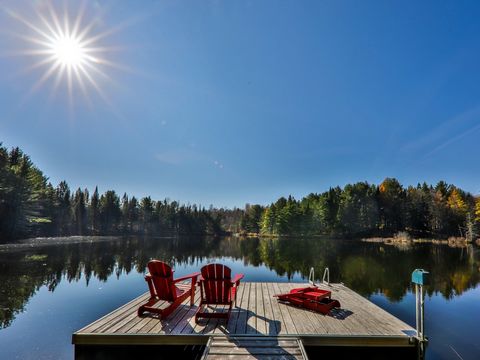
[{"xmin": 0, "ymin": 236, "xmax": 479, "ymax": 329}]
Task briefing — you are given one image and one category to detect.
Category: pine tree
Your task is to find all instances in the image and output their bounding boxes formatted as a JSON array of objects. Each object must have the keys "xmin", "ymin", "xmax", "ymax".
[
  {"xmin": 89, "ymin": 186, "xmax": 100, "ymax": 234},
  {"xmin": 72, "ymin": 188, "xmax": 87, "ymax": 235},
  {"xmin": 378, "ymin": 178, "xmax": 405, "ymax": 235},
  {"xmin": 99, "ymin": 190, "xmax": 121, "ymax": 234},
  {"xmin": 140, "ymin": 196, "xmax": 154, "ymax": 233},
  {"xmin": 55, "ymin": 181, "xmax": 71, "ymax": 235}
]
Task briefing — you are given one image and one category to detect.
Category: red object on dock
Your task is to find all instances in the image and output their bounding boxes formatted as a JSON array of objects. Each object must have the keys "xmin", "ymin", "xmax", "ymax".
[
  {"xmin": 195, "ymin": 263, "xmax": 244, "ymax": 324},
  {"xmin": 138, "ymin": 260, "xmax": 199, "ymax": 318},
  {"xmin": 274, "ymin": 286, "xmax": 341, "ymax": 315}
]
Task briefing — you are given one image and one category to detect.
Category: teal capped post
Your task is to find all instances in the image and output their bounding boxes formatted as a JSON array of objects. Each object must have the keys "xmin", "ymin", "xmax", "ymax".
[{"xmin": 412, "ymin": 269, "xmax": 429, "ymax": 286}]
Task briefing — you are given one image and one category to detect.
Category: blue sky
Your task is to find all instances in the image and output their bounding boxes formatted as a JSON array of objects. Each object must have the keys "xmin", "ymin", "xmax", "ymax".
[{"xmin": 1, "ymin": 0, "xmax": 479, "ymax": 207}]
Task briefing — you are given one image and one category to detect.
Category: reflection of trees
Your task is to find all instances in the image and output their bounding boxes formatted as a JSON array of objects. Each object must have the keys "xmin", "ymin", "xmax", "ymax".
[
  {"xmin": 0, "ymin": 236, "xmax": 209, "ymax": 328},
  {"xmin": 0, "ymin": 236, "xmax": 479, "ymax": 329},
  {"xmin": 256, "ymin": 238, "xmax": 480, "ymax": 302},
  {"xmin": 258, "ymin": 237, "xmax": 340, "ymax": 281},
  {"xmin": 0, "ymin": 235, "xmax": 251, "ymax": 328}
]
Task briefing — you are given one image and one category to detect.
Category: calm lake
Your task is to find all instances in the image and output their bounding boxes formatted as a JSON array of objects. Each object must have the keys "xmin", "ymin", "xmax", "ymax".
[{"xmin": 0, "ymin": 236, "xmax": 479, "ymax": 360}]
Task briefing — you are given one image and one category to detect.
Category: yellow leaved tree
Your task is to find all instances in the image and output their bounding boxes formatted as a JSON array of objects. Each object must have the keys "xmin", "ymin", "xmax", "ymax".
[
  {"xmin": 475, "ymin": 197, "xmax": 480, "ymax": 223},
  {"xmin": 447, "ymin": 188, "xmax": 467, "ymax": 214}
]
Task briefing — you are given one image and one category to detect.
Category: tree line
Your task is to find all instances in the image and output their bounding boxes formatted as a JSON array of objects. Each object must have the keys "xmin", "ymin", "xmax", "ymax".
[
  {"xmin": 242, "ymin": 179, "xmax": 480, "ymax": 239},
  {"xmin": 1, "ymin": 143, "xmax": 479, "ymax": 242},
  {"xmin": 0, "ymin": 145, "xmax": 225, "ymax": 242}
]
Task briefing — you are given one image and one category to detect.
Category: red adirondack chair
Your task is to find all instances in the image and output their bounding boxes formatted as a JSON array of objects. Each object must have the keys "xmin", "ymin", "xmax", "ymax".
[
  {"xmin": 138, "ymin": 260, "xmax": 199, "ymax": 318},
  {"xmin": 195, "ymin": 263, "xmax": 244, "ymax": 324}
]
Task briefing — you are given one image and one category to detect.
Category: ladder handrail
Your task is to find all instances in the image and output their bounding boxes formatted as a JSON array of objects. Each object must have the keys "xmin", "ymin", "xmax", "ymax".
[
  {"xmin": 308, "ymin": 267, "xmax": 315, "ymax": 286},
  {"xmin": 322, "ymin": 267, "xmax": 330, "ymax": 285},
  {"xmin": 309, "ymin": 267, "xmax": 330, "ymax": 286}
]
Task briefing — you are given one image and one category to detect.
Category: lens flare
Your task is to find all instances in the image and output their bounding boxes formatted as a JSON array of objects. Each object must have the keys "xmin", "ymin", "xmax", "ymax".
[
  {"xmin": 4, "ymin": 0, "xmax": 129, "ymax": 107},
  {"xmin": 51, "ymin": 35, "xmax": 86, "ymax": 66}
]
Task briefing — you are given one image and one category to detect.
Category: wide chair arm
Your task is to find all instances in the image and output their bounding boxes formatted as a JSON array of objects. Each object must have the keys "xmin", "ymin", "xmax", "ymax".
[
  {"xmin": 232, "ymin": 274, "xmax": 244, "ymax": 286},
  {"xmin": 173, "ymin": 272, "xmax": 201, "ymax": 283}
]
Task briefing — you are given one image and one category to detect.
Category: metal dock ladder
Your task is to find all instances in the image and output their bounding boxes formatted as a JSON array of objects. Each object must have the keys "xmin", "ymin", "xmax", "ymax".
[{"xmin": 201, "ymin": 335, "xmax": 309, "ymax": 360}]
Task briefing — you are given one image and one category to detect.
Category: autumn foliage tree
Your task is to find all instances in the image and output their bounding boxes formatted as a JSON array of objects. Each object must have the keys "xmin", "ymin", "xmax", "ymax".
[
  {"xmin": 475, "ymin": 197, "xmax": 480, "ymax": 223},
  {"xmin": 256, "ymin": 179, "xmax": 477, "ymax": 239}
]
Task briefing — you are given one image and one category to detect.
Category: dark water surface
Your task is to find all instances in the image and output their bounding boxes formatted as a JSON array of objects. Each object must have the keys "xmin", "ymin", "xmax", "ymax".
[{"xmin": 0, "ymin": 236, "xmax": 479, "ymax": 360}]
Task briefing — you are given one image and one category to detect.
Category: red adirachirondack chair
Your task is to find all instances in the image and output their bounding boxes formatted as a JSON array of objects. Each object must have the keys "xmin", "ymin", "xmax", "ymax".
[
  {"xmin": 138, "ymin": 260, "xmax": 199, "ymax": 318},
  {"xmin": 195, "ymin": 263, "xmax": 244, "ymax": 324}
]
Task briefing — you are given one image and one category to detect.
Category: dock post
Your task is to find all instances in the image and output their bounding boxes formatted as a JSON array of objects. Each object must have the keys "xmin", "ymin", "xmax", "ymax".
[{"xmin": 412, "ymin": 269, "xmax": 429, "ymax": 360}]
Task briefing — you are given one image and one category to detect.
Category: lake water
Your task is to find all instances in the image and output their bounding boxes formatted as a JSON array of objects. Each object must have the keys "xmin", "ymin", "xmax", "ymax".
[{"xmin": 0, "ymin": 236, "xmax": 479, "ymax": 360}]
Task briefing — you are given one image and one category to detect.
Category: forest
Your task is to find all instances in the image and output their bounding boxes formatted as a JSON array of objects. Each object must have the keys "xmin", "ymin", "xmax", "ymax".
[
  {"xmin": 0, "ymin": 145, "xmax": 227, "ymax": 241},
  {"xmin": 244, "ymin": 181, "xmax": 480, "ymax": 240},
  {"xmin": 0, "ymin": 143, "xmax": 479, "ymax": 242}
]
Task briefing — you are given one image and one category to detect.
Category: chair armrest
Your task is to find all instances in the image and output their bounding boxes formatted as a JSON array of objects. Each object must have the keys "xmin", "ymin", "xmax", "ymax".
[
  {"xmin": 173, "ymin": 272, "xmax": 201, "ymax": 283},
  {"xmin": 145, "ymin": 273, "xmax": 152, "ymax": 281},
  {"xmin": 232, "ymin": 274, "xmax": 244, "ymax": 285}
]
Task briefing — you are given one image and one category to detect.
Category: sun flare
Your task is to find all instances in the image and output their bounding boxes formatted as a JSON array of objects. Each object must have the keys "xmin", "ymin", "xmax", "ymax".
[
  {"xmin": 5, "ymin": 0, "xmax": 126, "ymax": 106},
  {"xmin": 51, "ymin": 35, "xmax": 86, "ymax": 67}
]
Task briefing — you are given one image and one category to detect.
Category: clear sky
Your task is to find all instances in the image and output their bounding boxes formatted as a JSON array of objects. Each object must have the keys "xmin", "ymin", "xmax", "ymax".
[{"xmin": 1, "ymin": 0, "xmax": 479, "ymax": 208}]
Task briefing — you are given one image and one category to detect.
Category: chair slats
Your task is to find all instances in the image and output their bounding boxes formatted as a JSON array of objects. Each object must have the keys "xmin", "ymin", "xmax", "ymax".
[
  {"xmin": 196, "ymin": 263, "xmax": 244, "ymax": 323},
  {"xmin": 148, "ymin": 260, "xmax": 176, "ymax": 301},
  {"xmin": 201, "ymin": 264, "xmax": 233, "ymax": 304},
  {"xmin": 138, "ymin": 260, "xmax": 198, "ymax": 318}
]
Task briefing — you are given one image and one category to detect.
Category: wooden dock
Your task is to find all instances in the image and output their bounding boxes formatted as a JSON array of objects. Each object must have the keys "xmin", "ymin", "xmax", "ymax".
[
  {"xmin": 73, "ymin": 282, "xmax": 418, "ymax": 359},
  {"xmin": 202, "ymin": 336, "xmax": 309, "ymax": 360}
]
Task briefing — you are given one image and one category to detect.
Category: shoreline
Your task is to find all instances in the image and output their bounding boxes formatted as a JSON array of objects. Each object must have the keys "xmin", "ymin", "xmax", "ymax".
[
  {"xmin": 0, "ymin": 236, "xmax": 123, "ymax": 251},
  {"xmin": 0, "ymin": 235, "xmax": 178, "ymax": 251},
  {"xmin": 1, "ymin": 233, "xmax": 478, "ymax": 251},
  {"xmin": 238, "ymin": 233, "xmax": 480, "ymax": 248},
  {"xmin": 362, "ymin": 236, "xmax": 480, "ymax": 248}
]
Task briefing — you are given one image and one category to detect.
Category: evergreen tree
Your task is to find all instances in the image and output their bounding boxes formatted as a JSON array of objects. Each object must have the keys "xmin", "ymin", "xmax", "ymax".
[
  {"xmin": 72, "ymin": 188, "xmax": 87, "ymax": 235},
  {"xmin": 99, "ymin": 190, "xmax": 121, "ymax": 234},
  {"xmin": 429, "ymin": 183, "xmax": 451, "ymax": 237},
  {"xmin": 121, "ymin": 193, "xmax": 129, "ymax": 232},
  {"xmin": 377, "ymin": 178, "xmax": 405, "ymax": 235},
  {"xmin": 240, "ymin": 204, "xmax": 263, "ymax": 233},
  {"xmin": 405, "ymin": 185, "xmax": 431, "ymax": 237},
  {"xmin": 319, "ymin": 187, "xmax": 341, "ymax": 234},
  {"xmin": 0, "ymin": 147, "xmax": 49, "ymax": 239},
  {"xmin": 127, "ymin": 196, "xmax": 139, "ymax": 232},
  {"xmin": 54, "ymin": 181, "xmax": 71, "ymax": 235},
  {"xmin": 139, "ymin": 196, "xmax": 155, "ymax": 233},
  {"xmin": 337, "ymin": 182, "xmax": 378, "ymax": 236},
  {"xmin": 89, "ymin": 186, "xmax": 100, "ymax": 234}
]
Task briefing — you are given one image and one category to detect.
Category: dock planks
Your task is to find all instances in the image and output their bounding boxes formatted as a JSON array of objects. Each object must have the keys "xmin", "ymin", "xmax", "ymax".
[
  {"xmin": 73, "ymin": 282, "xmax": 417, "ymax": 348},
  {"xmin": 202, "ymin": 336, "xmax": 309, "ymax": 360}
]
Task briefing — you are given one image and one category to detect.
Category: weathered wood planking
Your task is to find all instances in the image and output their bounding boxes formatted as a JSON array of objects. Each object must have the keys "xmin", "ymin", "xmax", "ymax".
[
  {"xmin": 73, "ymin": 282, "xmax": 417, "ymax": 348},
  {"xmin": 202, "ymin": 336, "xmax": 308, "ymax": 360}
]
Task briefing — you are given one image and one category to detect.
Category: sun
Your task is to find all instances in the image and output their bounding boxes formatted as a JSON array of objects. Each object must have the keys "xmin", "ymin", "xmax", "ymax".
[
  {"xmin": 4, "ymin": 0, "xmax": 126, "ymax": 106},
  {"xmin": 51, "ymin": 35, "xmax": 86, "ymax": 67}
]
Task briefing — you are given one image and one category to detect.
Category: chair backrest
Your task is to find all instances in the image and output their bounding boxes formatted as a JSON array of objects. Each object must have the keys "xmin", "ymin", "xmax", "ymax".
[
  {"xmin": 147, "ymin": 260, "xmax": 177, "ymax": 301},
  {"xmin": 200, "ymin": 263, "xmax": 232, "ymax": 304}
]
